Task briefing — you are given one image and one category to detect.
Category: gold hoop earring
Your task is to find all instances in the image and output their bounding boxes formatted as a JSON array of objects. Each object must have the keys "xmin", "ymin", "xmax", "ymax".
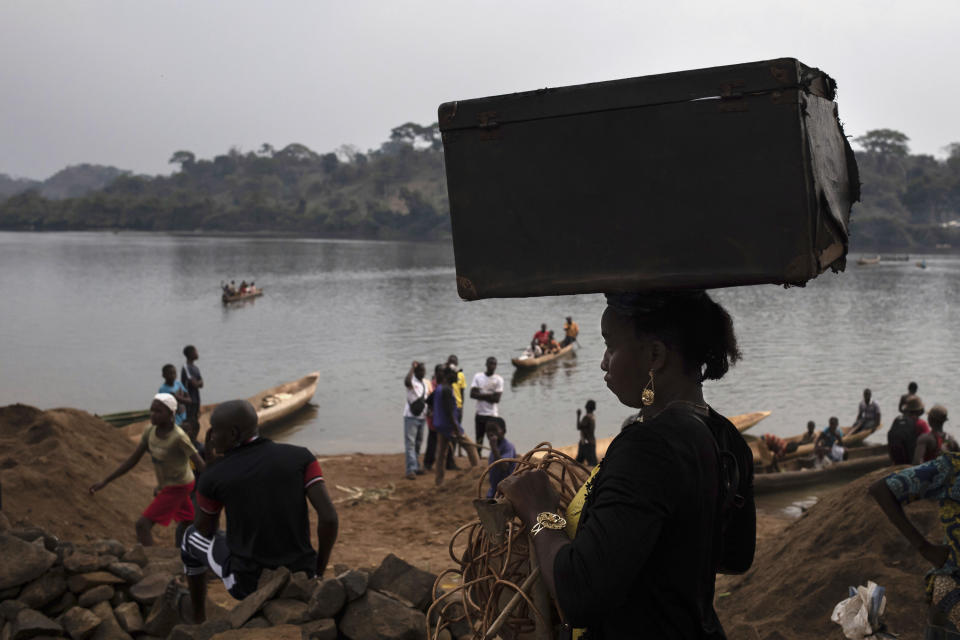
[{"xmin": 641, "ymin": 370, "xmax": 655, "ymax": 406}]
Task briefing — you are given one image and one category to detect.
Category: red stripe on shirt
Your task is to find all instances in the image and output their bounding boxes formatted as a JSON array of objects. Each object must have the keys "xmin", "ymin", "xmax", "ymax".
[
  {"xmin": 304, "ymin": 460, "xmax": 323, "ymax": 489},
  {"xmin": 197, "ymin": 492, "xmax": 223, "ymax": 515}
]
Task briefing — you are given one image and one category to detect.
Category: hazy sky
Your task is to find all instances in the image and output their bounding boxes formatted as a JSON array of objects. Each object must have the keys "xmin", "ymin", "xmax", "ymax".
[{"xmin": 2, "ymin": 0, "xmax": 958, "ymax": 179}]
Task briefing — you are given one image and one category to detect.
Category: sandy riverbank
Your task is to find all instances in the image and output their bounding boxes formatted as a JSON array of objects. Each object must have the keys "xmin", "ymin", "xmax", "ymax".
[{"xmin": 0, "ymin": 404, "xmax": 939, "ymax": 638}]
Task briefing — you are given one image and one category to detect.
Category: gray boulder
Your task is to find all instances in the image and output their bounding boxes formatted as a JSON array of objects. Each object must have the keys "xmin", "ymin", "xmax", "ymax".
[
  {"xmin": 105, "ymin": 564, "xmax": 142, "ymax": 586},
  {"xmin": 44, "ymin": 591, "xmax": 77, "ymax": 618},
  {"xmin": 112, "ymin": 603, "xmax": 142, "ymax": 635},
  {"xmin": 0, "ymin": 601, "xmax": 27, "ymax": 623},
  {"xmin": 89, "ymin": 601, "xmax": 132, "ymax": 640},
  {"xmin": 18, "ymin": 569, "xmax": 67, "ymax": 609},
  {"xmin": 240, "ymin": 617, "xmax": 270, "ymax": 630},
  {"xmin": 119, "ymin": 546, "xmax": 147, "ymax": 569},
  {"xmin": 306, "ymin": 579, "xmax": 345, "ymax": 620},
  {"xmin": 77, "ymin": 586, "xmax": 114, "ymax": 608},
  {"xmin": 168, "ymin": 618, "xmax": 231, "ymax": 640},
  {"xmin": 336, "ymin": 570, "xmax": 368, "ymax": 602},
  {"xmin": 262, "ymin": 599, "xmax": 309, "ymax": 626},
  {"xmin": 0, "ymin": 533, "xmax": 57, "ymax": 590},
  {"xmin": 66, "ymin": 573, "xmax": 123, "ymax": 594},
  {"xmin": 10, "ymin": 608, "xmax": 63, "ymax": 640},
  {"xmin": 88, "ymin": 541, "xmax": 126, "ymax": 559},
  {"xmin": 369, "ymin": 554, "xmax": 437, "ymax": 611},
  {"xmin": 60, "ymin": 606, "xmax": 102, "ymax": 640},
  {"xmin": 339, "ymin": 590, "xmax": 426, "ymax": 640},
  {"xmin": 227, "ymin": 567, "xmax": 290, "ymax": 629},
  {"xmin": 128, "ymin": 575, "xmax": 170, "ymax": 606},
  {"xmin": 63, "ymin": 553, "xmax": 106, "ymax": 574},
  {"xmin": 299, "ymin": 618, "xmax": 336, "ymax": 640},
  {"xmin": 278, "ymin": 572, "xmax": 314, "ymax": 602}
]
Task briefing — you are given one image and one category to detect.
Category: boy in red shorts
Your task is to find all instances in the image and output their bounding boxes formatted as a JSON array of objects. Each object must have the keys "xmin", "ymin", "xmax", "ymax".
[{"xmin": 90, "ymin": 393, "xmax": 205, "ymax": 546}]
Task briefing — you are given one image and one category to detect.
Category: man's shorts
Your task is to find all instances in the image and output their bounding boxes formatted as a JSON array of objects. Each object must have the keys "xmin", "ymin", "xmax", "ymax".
[
  {"xmin": 180, "ymin": 525, "xmax": 256, "ymax": 599},
  {"xmin": 142, "ymin": 482, "xmax": 195, "ymax": 526}
]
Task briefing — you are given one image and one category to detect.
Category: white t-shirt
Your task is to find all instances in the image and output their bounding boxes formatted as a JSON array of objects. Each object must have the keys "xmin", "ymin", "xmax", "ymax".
[
  {"xmin": 470, "ymin": 372, "xmax": 504, "ymax": 417},
  {"xmin": 403, "ymin": 377, "xmax": 428, "ymax": 418}
]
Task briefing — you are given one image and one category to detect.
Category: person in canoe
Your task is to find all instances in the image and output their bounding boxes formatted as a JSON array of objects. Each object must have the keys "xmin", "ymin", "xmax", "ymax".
[
  {"xmin": 900, "ymin": 381, "xmax": 920, "ymax": 413},
  {"xmin": 914, "ymin": 404, "xmax": 959, "ymax": 464},
  {"xmin": 89, "ymin": 393, "xmax": 205, "ymax": 547},
  {"xmin": 545, "ymin": 330, "xmax": 561, "ymax": 354},
  {"xmin": 851, "ymin": 387, "xmax": 882, "ymax": 434},
  {"xmin": 799, "ymin": 420, "xmax": 817, "ymax": 444},
  {"xmin": 561, "ymin": 316, "xmax": 580, "ymax": 347},
  {"xmin": 531, "ymin": 323, "xmax": 550, "ymax": 352},
  {"xmin": 497, "ymin": 290, "xmax": 755, "ymax": 638},
  {"xmin": 815, "ymin": 416, "xmax": 846, "ymax": 462}
]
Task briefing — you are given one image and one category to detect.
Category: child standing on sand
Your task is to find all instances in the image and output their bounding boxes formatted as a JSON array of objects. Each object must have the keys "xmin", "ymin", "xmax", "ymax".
[{"xmin": 90, "ymin": 393, "xmax": 205, "ymax": 546}]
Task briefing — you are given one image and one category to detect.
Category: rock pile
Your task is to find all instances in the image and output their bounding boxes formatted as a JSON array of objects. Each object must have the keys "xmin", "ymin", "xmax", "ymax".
[{"xmin": 0, "ymin": 518, "xmax": 459, "ymax": 640}]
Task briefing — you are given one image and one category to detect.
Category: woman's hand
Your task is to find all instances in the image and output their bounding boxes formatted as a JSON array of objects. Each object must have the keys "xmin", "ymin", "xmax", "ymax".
[
  {"xmin": 921, "ymin": 542, "xmax": 951, "ymax": 568},
  {"xmin": 498, "ymin": 470, "xmax": 562, "ymax": 526}
]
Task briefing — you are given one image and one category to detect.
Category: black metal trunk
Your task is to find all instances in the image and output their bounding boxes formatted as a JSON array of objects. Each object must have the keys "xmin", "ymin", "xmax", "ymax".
[{"xmin": 438, "ymin": 58, "xmax": 859, "ymax": 300}]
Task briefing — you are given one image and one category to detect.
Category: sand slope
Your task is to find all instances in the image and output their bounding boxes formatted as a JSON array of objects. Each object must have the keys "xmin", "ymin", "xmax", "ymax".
[{"xmin": 717, "ymin": 467, "xmax": 941, "ymax": 639}]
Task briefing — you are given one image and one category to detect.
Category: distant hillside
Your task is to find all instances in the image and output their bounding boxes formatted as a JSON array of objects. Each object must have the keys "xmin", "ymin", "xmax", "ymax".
[
  {"xmin": 2, "ymin": 125, "xmax": 960, "ymax": 250},
  {"xmin": 0, "ymin": 164, "xmax": 128, "ymax": 200},
  {"xmin": 0, "ymin": 123, "xmax": 449, "ymax": 239},
  {"xmin": 0, "ymin": 174, "xmax": 40, "ymax": 199}
]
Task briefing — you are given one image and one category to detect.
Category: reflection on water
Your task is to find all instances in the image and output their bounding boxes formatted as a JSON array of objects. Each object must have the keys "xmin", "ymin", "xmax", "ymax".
[{"xmin": 2, "ymin": 232, "xmax": 960, "ymax": 458}]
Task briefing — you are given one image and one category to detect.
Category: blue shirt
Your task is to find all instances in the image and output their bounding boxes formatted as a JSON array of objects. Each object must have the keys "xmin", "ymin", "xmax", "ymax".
[
  {"xmin": 486, "ymin": 437, "xmax": 517, "ymax": 498},
  {"xmin": 158, "ymin": 380, "xmax": 189, "ymax": 425},
  {"xmin": 820, "ymin": 427, "xmax": 842, "ymax": 448}
]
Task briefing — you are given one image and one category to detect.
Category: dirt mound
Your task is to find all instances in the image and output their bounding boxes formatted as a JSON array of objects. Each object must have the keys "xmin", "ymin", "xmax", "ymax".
[
  {"xmin": 0, "ymin": 404, "xmax": 158, "ymax": 544},
  {"xmin": 716, "ymin": 467, "xmax": 941, "ymax": 639}
]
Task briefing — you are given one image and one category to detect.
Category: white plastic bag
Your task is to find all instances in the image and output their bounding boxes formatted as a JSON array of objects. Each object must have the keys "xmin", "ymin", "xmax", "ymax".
[{"xmin": 830, "ymin": 581, "xmax": 887, "ymax": 639}]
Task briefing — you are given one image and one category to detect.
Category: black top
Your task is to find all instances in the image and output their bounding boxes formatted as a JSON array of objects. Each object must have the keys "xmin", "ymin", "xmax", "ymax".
[
  {"xmin": 197, "ymin": 438, "xmax": 318, "ymax": 575},
  {"xmin": 181, "ymin": 363, "xmax": 202, "ymax": 406},
  {"xmin": 578, "ymin": 413, "xmax": 596, "ymax": 444},
  {"xmin": 554, "ymin": 404, "xmax": 741, "ymax": 639}
]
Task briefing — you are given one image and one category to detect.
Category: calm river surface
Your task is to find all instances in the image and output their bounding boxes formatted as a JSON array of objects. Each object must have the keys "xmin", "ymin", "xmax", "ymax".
[{"xmin": 2, "ymin": 231, "xmax": 960, "ymax": 457}]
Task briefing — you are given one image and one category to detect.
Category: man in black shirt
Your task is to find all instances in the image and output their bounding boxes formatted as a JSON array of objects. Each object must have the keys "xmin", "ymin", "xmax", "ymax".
[{"xmin": 179, "ymin": 401, "xmax": 338, "ymax": 623}]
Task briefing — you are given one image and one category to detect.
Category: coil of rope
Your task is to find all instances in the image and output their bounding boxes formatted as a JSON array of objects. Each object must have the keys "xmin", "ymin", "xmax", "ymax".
[{"xmin": 427, "ymin": 443, "xmax": 591, "ymax": 639}]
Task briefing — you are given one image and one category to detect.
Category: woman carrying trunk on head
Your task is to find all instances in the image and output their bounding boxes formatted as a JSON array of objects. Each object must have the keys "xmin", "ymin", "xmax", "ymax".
[{"xmin": 499, "ymin": 291, "xmax": 755, "ymax": 639}]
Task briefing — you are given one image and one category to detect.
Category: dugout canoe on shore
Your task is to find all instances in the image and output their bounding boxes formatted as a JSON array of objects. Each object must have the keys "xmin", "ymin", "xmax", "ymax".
[
  {"xmin": 750, "ymin": 423, "xmax": 881, "ymax": 466},
  {"xmin": 222, "ymin": 287, "xmax": 263, "ymax": 303},
  {"xmin": 119, "ymin": 371, "xmax": 319, "ymax": 442},
  {"xmin": 97, "ymin": 409, "xmax": 151, "ymax": 427},
  {"xmin": 754, "ymin": 445, "xmax": 891, "ymax": 494},
  {"xmin": 511, "ymin": 343, "xmax": 575, "ymax": 369},
  {"xmin": 549, "ymin": 410, "xmax": 771, "ymax": 461}
]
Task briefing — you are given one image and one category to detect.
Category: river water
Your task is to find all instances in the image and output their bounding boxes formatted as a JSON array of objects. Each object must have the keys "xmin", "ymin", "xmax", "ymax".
[{"xmin": 1, "ymin": 231, "xmax": 959, "ymax": 458}]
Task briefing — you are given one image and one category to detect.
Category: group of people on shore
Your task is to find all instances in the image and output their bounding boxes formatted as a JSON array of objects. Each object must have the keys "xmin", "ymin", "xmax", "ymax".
[
  {"xmin": 402, "ymin": 354, "xmax": 514, "ymax": 495},
  {"xmin": 88, "ymin": 342, "xmax": 339, "ymax": 624},
  {"xmin": 527, "ymin": 316, "xmax": 579, "ymax": 357}
]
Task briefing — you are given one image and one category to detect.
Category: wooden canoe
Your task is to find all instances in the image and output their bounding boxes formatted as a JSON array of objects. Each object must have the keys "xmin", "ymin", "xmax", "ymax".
[
  {"xmin": 97, "ymin": 409, "xmax": 151, "ymax": 427},
  {"xmin": 549, "ymin": 411, "xmax": 771, "ymax": 461},
  {"xmin": 119, "ymin": 372, "xmax": 320, "ymax": 443},
  {"xmin": 856, "ymin": 256, "xmax": 881, "ymax": 266},
  {"xmin": 222, "ymin": 288, "xmax": 263, "ymax": 303},
  {"xmin": 754, "ymin": 447, "xmax": 891, "ymax": 494},
  {"xmin": 511, "ymin": 343, "xmax": 575, "ymax": 369},
  {"xmin": 749, "ymin": 423, "xmax": 881, "ymax": 466}
]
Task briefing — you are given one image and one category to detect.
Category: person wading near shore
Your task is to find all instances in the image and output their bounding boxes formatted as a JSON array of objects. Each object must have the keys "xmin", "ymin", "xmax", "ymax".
[
  {"xmin": 470, "ymin": 356, "xmax": 504, "ymax": 449},
  {"xmin": 576, "ymin": 400, "xmax": 598, "ymax": 467},
  {"xmin": 181, "ymin": 345, "xmax": 203, "ymax": 426},
  {"xmin": 403, "ymin": 361, "xmax": 428, "ymax": 479},
  {"xmin": 561, "ymin": 316, "xmax": 580, "ymax": 347},
  {"xmin": 870, "ymin": 453, "xmax": 960, "ymax": 638},
  {"xmin": 180, "ymin": 400, "xmax": 338, "ymax": 622},
  {"xmin": 159, "ymin": 364, "xmax": 191, "ymax": 426},
  {"xmin": 852, "ymin": 388, "xmax": 881, "ymax": 434},
  {"xmin": 499, "ymin": 291, "xmax": 755, "ymax": 639},
  {"xmin": 915, "ymin": 405, "xmax": 959, "ymax": 464},
  {"xmin": 90, "ymin": 393, "xmax": 205, "ymax": 546},
  {"xmin": 433, "ymin": 366, "xmax": 480, "ymax": 486}
]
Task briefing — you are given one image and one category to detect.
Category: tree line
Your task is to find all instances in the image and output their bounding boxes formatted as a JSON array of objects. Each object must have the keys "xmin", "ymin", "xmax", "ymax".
[{"xmin": 2, "ymin": 125, "xmax": 960, "ymax": 250}]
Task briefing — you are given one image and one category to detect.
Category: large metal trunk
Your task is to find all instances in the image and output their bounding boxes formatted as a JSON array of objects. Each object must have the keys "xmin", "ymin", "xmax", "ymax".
[{"xmin": 438, "ymin": 58, "xmax": 859, "ymax": 300}]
